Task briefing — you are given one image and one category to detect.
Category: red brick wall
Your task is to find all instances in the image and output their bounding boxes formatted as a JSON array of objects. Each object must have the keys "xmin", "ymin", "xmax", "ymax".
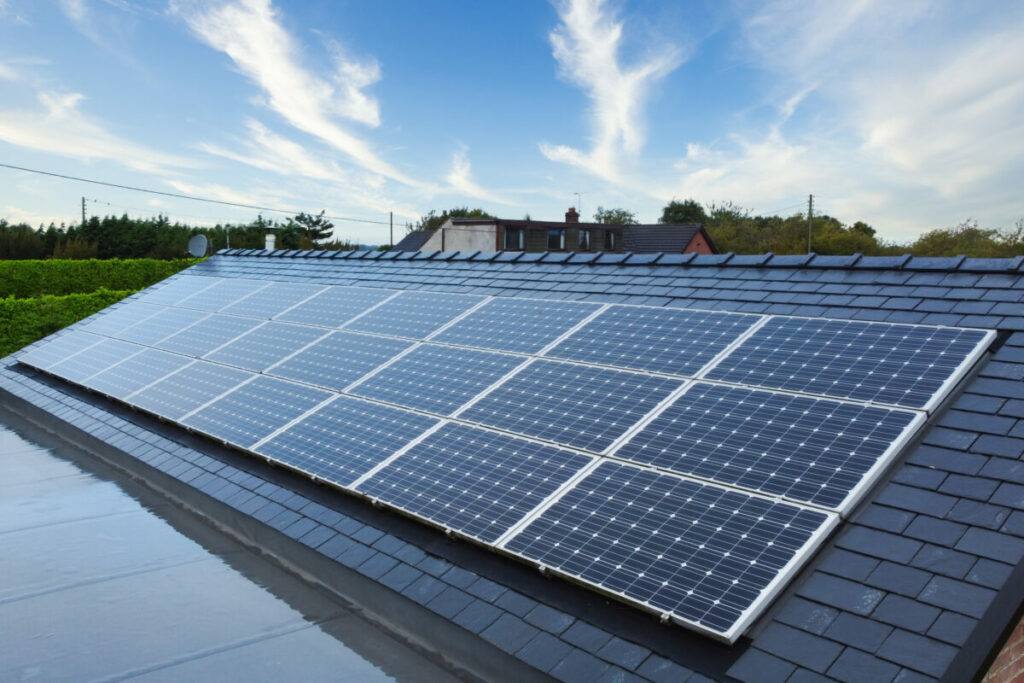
[
  {"xmin": 683, "ymin": 232, "xmax": 715, "ymax": 255},
  {"xmin": 986, "ymin": 615, "xmax": 1024, "ymax": 682}
]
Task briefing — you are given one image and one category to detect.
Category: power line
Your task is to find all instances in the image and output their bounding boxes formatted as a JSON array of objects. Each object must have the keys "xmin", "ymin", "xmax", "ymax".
[{"xmin": 0, "ymin": 161, "xmax": 390, "ymax": 225}]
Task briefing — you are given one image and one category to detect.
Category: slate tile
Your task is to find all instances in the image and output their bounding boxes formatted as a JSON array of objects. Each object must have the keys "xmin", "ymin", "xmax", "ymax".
[
  {"xmin": 910, "ymin": 544, "xmax": 976, "ymax": 578},
  {"xmin": 903, "ymin": 516, "xmax": 967, "ymax": 547},
  {"xmin": 892, "ymin": 466, "xmax": 946, "ymax": 490},
  {"xmin": 952, "ymin": 393, "xmax": 1005, "ymax": 414},
  {"xmin": 352, "ymin": 525, "xmax": 385, "ymax": 545},
  {"xmin": 1001, "ymin": 400, "xmax": 1024, "ymax": 419},
  {"xmin": 563, "ymin": 621, "xmax": 613, "ymax": 652},
  {"xmin": 634, "ymin": 655, "xmax": 696, "ymax": 683},
  {"xmin": 920, "ymin": 575, "xmax": 996, "ymax": 620},
  {"xmin": 417, "ymin": 554, "xmax": 453, "ymax": 577},
  {"xmin": 938, "ymin": 473, "xmax": 999, "ymax": 500},
  {"xmin": 1003, "ymin": 510, "xmax": 1024, "ymax": 536},
  {"xmin": 928, "ymin": 611, "xmax": 976, "ymax": 646},
  {"xmin": 947, "ymin": 499, "xmax": 1010, "ymax": 529},
  {"xmin": 356, "ymin": 552, "xmax": 398, "ymax": 580},
  {"xmin": 495, "ymin": 590, "xmax": 538, "ymax": 617},
  {"xmin": 875, "ymin": 484, "xmax": 956, "ymax": 518},
  {"xmin": 866, "ymin": 561, "xmax": 932, "ymax": 596},
  {"xmin": 336, "ymin": 543, "xmax": 376, "ymax": 569},
  {"xmin": 594, "ymin": 666, "xmax": 650, "ymax": 683},
  {"xmin": 481, "ymin": 613, "xmax": 540, "ymax": 655},
  {"xmin": 798, "ymin": 573, "xmax": 884, "ymax": 615},
  {"xmin": 379, "ymin": 562, "xmax": 422, "ymax": 592},
  {"xmin": 981, "ymin": 457, "xmax": 1024, "ymax": 485},
  {"xmin": 940, "ymin": 410, "xmax": 1015, "ymax": 436},
  {"xmin": 856, "ymin": 505, "xmax": 915, "ymax": 534},
  {"xmin": 908, "ymin": 444, "xmax": 983, "ymax": 474},
  {"xmin": 403, "ymin": 574, "xmax": 447, "ymax": 606},
  {"xmin": 827, "ymin": 648, "xmax": 901, "ymax": 683},
  {"xmin": 877, "ymin": 630, "xmax": 957, "ymax": 677},
  {"xmin": 775, "ymin": 597, "xmax": 839, "ymax": 635},
  {"xmin": 956, "ymin": 526, "xmax": 1024, "ymax": 563},
  {"xmin": 453, "ymin": 598, "xmax": 503, "ymax": 633},
  {"xmin": 550, "ymin": 650, "xmax": 612, "ymax": 683},
  {"xmin": 596, "ymin": 636, "xmax": 650, "ymax": 671},
  {"xmin": 726, "ymin": 648, "xmax": 796, "ymax": 682},
  {"xmin": 967, "ymin": 557, "xmax": 1013, "ymax": 589},
  {"xmin": 425, "ymin": 586, "xmax": 475, "ymax": 619},
  {"xmin": 825, "ymin": 612, "xmax": 892, "ymax": 652},
  {"xmin": 524, "ymin": 604, "xmax": 576, "ymax": 635},
  {"xmin": 872, "ymin": 594, "xmax": 940, "ymax": 632},
  {"xmin": 516, "ymin": 631, "xmax": 574, "ymax": 673},
  {"xmin": 466, "ymin": 576, "xmax": 507, "ymax": 602},
  {"xmin": 836, "ymin": 525, "xmax": 922, "ymax": 564}
]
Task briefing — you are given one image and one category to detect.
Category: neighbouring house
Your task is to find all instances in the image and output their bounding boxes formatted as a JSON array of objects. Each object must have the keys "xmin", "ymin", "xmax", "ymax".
[
  {"xmin": 6, "ymin": 248, "xmax": 1024, "ymax": 682},
  {"xmin": 394, "ymin": 207, "xmax": 716, "ymax": 254}
]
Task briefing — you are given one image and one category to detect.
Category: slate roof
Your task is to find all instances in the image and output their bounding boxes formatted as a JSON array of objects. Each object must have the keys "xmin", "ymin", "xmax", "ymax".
[
  {"xmin": 392, "ymin": 230, "xmax": 434, "ymax": 251},
  {"xmin": 622, "ymin": 223, "xmax": 709, "ymax": 253},
  {"xmin": 4, "ymin": 247, "xmax": 1024, "ymax": 682}
]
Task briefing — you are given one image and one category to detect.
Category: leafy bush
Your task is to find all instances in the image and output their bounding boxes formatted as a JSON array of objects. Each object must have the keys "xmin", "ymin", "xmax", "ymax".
[
  {"xmin": 0, "ymin": 288, "xmax": 134, "ymax": 356},
  {"xmin": 0, "ymin": 258, "xmax": 195, "ymax": 298}
]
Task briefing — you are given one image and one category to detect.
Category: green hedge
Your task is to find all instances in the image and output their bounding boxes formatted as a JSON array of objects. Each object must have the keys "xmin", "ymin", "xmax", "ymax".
[
  {"xmin": 0, "ymin": 289, "xmax": 134, "ymax": 357},
  {"xmin": 0, "ymin": 258, "xmax": 196, "ymax": 298}
]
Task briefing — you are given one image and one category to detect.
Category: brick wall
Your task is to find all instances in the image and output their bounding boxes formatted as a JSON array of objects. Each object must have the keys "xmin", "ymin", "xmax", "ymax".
[{"xmin": 986, "ymin": 616, "xmax": 1024, "ymax": 682}]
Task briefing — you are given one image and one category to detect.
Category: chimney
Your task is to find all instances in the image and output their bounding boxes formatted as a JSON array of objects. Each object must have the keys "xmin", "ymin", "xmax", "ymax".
[
  {"xmin": 565, "ymin": 207, "xmax": 579, "ymax": 223},
  {"xmin": 265, "ymin": 231, "xmax": 276, "ymax": 251}
]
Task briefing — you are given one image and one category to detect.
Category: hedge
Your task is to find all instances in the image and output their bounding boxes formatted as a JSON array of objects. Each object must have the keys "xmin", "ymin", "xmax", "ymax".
[
  {"xmin": 0, "ymin": 289, "xmax": 134, "ymax": 357},
  {"xmin": 0, "ymin": 258, "xmax": 196, "ymax": 298}
]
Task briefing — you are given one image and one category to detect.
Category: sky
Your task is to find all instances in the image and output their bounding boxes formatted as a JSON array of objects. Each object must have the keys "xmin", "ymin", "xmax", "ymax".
[{"xmin": 1, "ymin": 0, "xmax": 1022, "ymax": 246}]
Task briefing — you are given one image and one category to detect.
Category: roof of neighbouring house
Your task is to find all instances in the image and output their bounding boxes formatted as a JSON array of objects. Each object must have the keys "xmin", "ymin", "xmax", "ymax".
[
  {"xmin": 4, "ymin": 247, "xmax": 1024, "ymax": 682},
  {"xmin": 392, "ymin": 230, "xmax": 434, "ymax": 251},
  {"xmin": 448, "ymin": 217, "xmax": 714, "ymax": 253}
]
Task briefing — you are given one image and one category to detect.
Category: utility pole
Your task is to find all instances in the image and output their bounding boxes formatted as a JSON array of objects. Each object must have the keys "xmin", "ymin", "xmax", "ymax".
[
  {"xmin": 807, "ymin": 194, "xmax": 814, "ymax": 254},
  {"xmin": 81, "ymin": 197, "xmax": 86, "ymax": 225},
  {"xmin": 390, "ymin": 211, "xmax": 393, "ymax": 248}
]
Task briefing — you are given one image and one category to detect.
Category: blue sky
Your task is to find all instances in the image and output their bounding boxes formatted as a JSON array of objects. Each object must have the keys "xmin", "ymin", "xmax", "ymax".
[{"xmin": 1, "ymin": 0, "xmax": 1022, "ymax": 245}]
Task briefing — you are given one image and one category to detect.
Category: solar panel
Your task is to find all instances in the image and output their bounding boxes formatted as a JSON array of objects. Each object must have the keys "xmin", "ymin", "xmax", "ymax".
[
  {"xmin": 345, "ymin": 291, "xmax": 484, "ymax": 339},
  {"xmin": 47, "ymin": 338, "xmax": 143, "ymax": 383},
  {"xmin": 503, "ymin": 461, "xmax": 836, "ymax": 642},
  {"xmin": 130, "ymin": 361, "xmax": 252, "ymax": 420},
  {"xmin": 82, "ymin": 349, "xmax": 192, "ymax": 399},
  {"xmin": 356, "ymin": 423, "xmax": 593, "ymax": 543},
  {"xmin": 459, "ymin": 360, "xmax": 682, "ymax": 452},
  {"xmin": 203, "ymin": 322, "xmax": 328, "ymax": 371},
  {"xmin": 276, "ymin": 286, "xmax": 395, "ymax": 327},
  {"xmin": 706, "ymin": 317, "xmax": 992, "ymax": 410},
  {"xmin": 181, "ymin": 375, "xmax": 331, "ymax": 448},
  {"xmin": 614, "ymin": 382, "xmax": 921, "ymax": 510},
  {"xmin": 176, "ymin": 278, "xmax": 269, "ymax": 312},
  {"xmin": 350, "ymin": 344, "xmax": 525, "ymax": 415},
  {"xmin": 547, "ymin": 306, "xmax": 760, "ymax": 376},
  {"xmin": 81, "ymin": 301, "xmax": 162, "ymax": 336},
  {"xmin": 268, "ymin": 330, "xmax": 413, "ymax": 391},
  {"xmin": 255, "ymin": 396, "xmax": 439, "ymax": 486},
  {"xmin": 155, "ymin": 315, "xmax": 262, "ymax": 356},
  {"xmin": 114, "ymin": 307, "xmax": 210, "ymax": 346},
  {"xmin": 136, "ymin": 275, "xmax": 220, "ymax": 306},
  {"xmin": 431, "ymin": 298, "xmax": 601, "ymax": 353},
  {"xmin": 220, "ymin": 282, "xmax": 327, "ymax": 320},
  {"xmin": 18, "ymin": 330, "xmax": 104, "ymax": 370}
]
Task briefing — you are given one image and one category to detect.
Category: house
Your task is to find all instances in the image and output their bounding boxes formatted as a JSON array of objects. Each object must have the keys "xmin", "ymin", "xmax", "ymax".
[
  {"xmin": 396, "ymin": 207, "xmax": 716, "ymax": 254},
  {"xmin": 4, "ymin": 247, "xmax": 1024, "ymax": 682}
]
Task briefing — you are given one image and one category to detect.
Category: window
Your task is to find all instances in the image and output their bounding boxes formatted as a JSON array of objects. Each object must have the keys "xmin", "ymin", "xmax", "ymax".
[
  {"xmin": 504, "ymin": 228, "xmax": 524, "ymax": 250},
  {"xmin": 578, "ymin": 230, "xmax": 591, "ymax": 251},
  {"xmin": 547, "ymin": 229, "xmax": 566, "ymax": 251},
  {"xmin": 604, "ymin": 231, "xmax": 618, "ymax": 251}
]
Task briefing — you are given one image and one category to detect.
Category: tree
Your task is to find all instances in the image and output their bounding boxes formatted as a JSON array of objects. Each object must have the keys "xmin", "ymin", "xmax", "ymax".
[
  {"xmin": 410, "ymin": 206, "xmax": 496, "ymax": 234},
  {"xmin": 660, "ymin": 199, "xmax": 707, "ymax": 224},
  {"xmin": 592, "ymin": 207, "xmax": 638, "ymax": 224},
  {"xmin": 287, "ymin": 210, "xmax": 334, "ymax": 243}
]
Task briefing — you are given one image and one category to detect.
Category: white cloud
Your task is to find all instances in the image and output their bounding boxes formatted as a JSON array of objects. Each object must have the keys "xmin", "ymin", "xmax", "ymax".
[
  {"xmin": 0, "ymin": 90, "xmax": 196, "ymax": 174},
  {"xmin": 445, "ymin": 148, "xmax": 513, "ymax": 206},
  {"xmin": 175, "ymin": 0, "xmax": 422, "ymax": 187},
  {"xmin": 0, "ymin": 62, "xmax": 18, "ymax": 81},
  {"xmin": 540, "ymin": 0, "xmax": 683, "ymax": 182}
]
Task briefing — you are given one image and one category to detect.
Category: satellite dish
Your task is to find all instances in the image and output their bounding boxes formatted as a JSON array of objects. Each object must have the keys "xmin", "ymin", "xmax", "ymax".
[{"xmin": 187, "ymin": 234, "xmax": 209, "ymax": 258}]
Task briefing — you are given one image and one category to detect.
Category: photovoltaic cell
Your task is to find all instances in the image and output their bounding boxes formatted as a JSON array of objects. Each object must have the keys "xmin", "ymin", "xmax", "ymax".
[
  {"xmin": 155, "ymin": 315, "xmax": 262, "ymax": 356},
  {"xmin": 114, "ymin": 307, "xmax": 209, "ymax": 345},
  {"xmin": 82, "ymin": 349, "xmax": 192, "ymax": 399},
  {"xmin": 136, "ymin": 275, "xmax": 220, "ymax": 306},
  {"xmin": 460, "ymin": 359, "xmax": 682, "ymax": 453},
  {"xmin": 504, "ymin": 461, "xmax": 834, "ymax": 640},
  {"xmin": 81, "ymin": 301, "xmax": 162, "ymax": 336},
  {"xmin": 614, "ymin": 383, "xmax": 919, "ymax": 509},
  {"xmin": 204, "ymin": 322, "xmax": 327, "ymax": 371},
  {"xmin": 276, "ymin": 286, "xmax": 395, "ymax": 327},
  {"xmin": 345, "ymin": 291, "xmax": 484, "ymax": 339},
  {"xmin": 181, "ymin": 375, "xmax": 331, "ymax": 448},
  {"xmin": 351, "ymin": 344, "xmax": 525, "ymax": 415},
  {"xmin": 432, "ymin": 297, "xmax": 600, "ymax": 353},
  {"xmin": 268, "ymin": 330, "xmax": 412, "ymax": 391},
  {"xmin": 176, "ymin": 278, "xmax": 270, "ymax": 312},
  {"xmin": 18, "ymin": 330, "xmax": 104, "ymax": 370},
  {"xmin": 47, "ymin": 338, "xmax": 143, "ymax": 383},
  {"xmin": 706, "ymin": 317, "xmax": 991, "ymax": 409},
  {"xmin": 547, "ymin": 306, "xmax": 760, "ymax": 376},
  {"xmin": 255, "ymin": 396, "xmax": 439, "ymax": 486},
  {"xmin": 130, "ymin": 361, "xmax": 251, "ymax": 420},
  {"xmin": 357, "ymin": 422, "xmax": 592, "ymax": 543},
  {"xmin": 220, "ymin": 282, "xmax": 326, "ymax": 320}
]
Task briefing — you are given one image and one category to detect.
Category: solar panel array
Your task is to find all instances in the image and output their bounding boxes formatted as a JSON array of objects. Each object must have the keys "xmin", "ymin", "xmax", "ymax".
[{"xmin": 17, "ymin": 269, "xmax": 993, "ymax": 642}]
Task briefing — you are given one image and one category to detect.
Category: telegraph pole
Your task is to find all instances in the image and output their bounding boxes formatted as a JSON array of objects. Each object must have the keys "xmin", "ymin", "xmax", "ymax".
[
  {"xmin": 807, "ymin": 194, "xmax": 814, "ymax": 254},
  {"xmin": 390, "ymin": 211, "xmax": 393, "ymax": 248},
  {"xmin": 81, "ymin": 197, "xmax": 86, "ymax": 225}
]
